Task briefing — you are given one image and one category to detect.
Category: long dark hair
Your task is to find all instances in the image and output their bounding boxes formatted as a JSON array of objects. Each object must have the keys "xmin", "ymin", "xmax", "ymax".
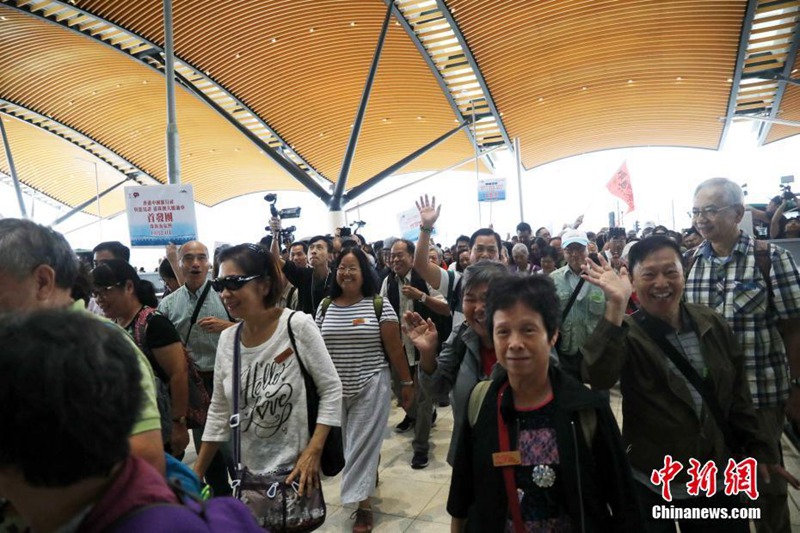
[
  {"xmin": 91, "ymin": 259, "xmax": 158, "ymax": 308},
  {"xmin": 329, "ymin": 247, "xmax": 377, "ymax": 299}
]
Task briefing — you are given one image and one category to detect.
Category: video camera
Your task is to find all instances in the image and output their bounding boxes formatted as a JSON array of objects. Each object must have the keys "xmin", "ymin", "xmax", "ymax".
[
  {"xmin": 780, "ymin": 176, "xmax": 796, "ymax": 207},
  {"xmin": 264, "ymin": 194, "xmax": 300, "ymax": 245},
  {"xmin": 264, "ymin": 193, "xmax": 302, "ymax": 220}
]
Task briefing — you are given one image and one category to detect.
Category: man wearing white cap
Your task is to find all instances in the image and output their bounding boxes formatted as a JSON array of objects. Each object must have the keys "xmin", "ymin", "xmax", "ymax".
[{"xmin": 550, "ymin": 229, "xmax": 606, "ymax": 382}]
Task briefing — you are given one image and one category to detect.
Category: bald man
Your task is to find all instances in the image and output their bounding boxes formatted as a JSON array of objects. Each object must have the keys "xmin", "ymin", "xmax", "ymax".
[{"xmin": 157, "ymin": 240, "xmax": 235, "ymax": 496}]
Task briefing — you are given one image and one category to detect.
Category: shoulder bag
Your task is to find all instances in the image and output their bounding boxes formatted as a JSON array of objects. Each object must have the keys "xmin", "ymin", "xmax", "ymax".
[{"xmin": 230, "ymin": 322, "xmax": 326, "ymax": 532}]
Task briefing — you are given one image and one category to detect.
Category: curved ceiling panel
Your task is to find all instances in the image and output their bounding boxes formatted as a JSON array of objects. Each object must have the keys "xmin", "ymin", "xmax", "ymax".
[
  {"xmin": 0, "ymin": 5, "xmax": 305, "ymax": 208},
  {"xmin": 67, "ymin": 0, "xmax": 483, "ymax": 186},
  {"xmin": 0, "ymin": 112, "xmax": 128, "ymax": 218},
  {"xmin": 446, "ymin": 0, "xmax": 747, "ymax": 170},
  {"xmin": 765, "ymin": 54, "xmax": 800, "ymax": 144}
]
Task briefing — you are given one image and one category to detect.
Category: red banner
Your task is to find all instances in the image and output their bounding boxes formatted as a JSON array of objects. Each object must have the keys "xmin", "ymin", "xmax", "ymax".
[{"xmin": 606, "ymin": 161, "xmax": 635, "ymax": 213}]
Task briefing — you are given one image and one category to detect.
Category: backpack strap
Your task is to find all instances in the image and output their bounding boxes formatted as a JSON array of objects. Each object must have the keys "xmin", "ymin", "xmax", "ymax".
[
  {"xmin": 753, "ymin": 239, "xmax": 774, "ymax": 305},
  {"xmin": 372, "ymin": 295, "xmax": 383, "ymax": 322},
  {"xmin": 132, "ymin": 306, "xmax": 157, "ymax": 349},
  {"xmin": 467, "ymin": 379, "xmax": 492, "ymax": 427},
  {"xmin": 318, "ymin": 297, "xmax": 333, "ymax": 323}
]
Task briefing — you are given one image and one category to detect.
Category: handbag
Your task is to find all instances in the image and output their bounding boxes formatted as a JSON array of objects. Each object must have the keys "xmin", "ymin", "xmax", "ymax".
[
  {"xmin": 286, "ymin": 311, "xmax": 345, "ymax": 477},
  {"xmin": 231, "ymin": 322, "xmax": 326, "ymax": 532},
  {"xmin": 133, "ymin": 307, "xmax": 211, "ymax": 430},
  {"xmin": 236, "ymin": 468, "xmax": 325, "ymax": 532}
]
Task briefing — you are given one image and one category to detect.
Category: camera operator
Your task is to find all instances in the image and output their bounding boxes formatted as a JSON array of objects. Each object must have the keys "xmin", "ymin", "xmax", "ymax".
[
  {"xmin": 269, "ymin": 216, "xmax": 334, "ymax": 316},
  {"xmin": 769, "ymin": 191, "xmax": 800, "ymax": 239}
]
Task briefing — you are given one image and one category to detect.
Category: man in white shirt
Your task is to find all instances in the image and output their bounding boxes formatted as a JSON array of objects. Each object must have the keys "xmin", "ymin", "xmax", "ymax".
[{"xmin": 380, "ymin": 239, "xmax": 449, "ymax": 469}]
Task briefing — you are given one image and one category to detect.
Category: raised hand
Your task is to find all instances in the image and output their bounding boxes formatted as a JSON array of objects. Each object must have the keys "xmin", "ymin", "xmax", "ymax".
[
  {"xmin": 580, "ymin": 254, "xmax": 632, "ymax": 306},
  {"xmin": 402, "ymin": 311, "xmax": 438, "ymax": 354},
  {"xmin": 416, "ymin": 194, "xmax": 441, "ymax": 229}
]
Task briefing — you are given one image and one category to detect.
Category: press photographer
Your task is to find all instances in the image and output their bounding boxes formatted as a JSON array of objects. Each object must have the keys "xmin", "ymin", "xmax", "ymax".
[{"xmin": 267, "ymin": 194, "xmax": 333, "ymax": 315}]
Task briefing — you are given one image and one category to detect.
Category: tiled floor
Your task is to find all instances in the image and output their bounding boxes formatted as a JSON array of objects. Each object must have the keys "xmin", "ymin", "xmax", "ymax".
[
  {"xmin": 187, "ymin": 388, "xmax": 800, "ymax": 532},
  {"xmin": 319, "ymin": 403, "xmax": 455, "ymax": 532}
]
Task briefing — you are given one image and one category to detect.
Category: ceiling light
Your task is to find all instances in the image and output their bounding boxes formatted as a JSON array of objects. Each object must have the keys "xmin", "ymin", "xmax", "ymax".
[
  {"xmin": 309, "ymin": 28, "xmax": 315, "ymax": 33},
  {"xmin": 538, "ymin": 97, "xmax": 544, "ymax": 102},
  {"xmin": 727, "ymin": 78, "xmax": 733, "ymax": 83},
  {"xmin": 0, "ymin": 16, "xmax": 7, "ymax": 21},
  {"xmin": 272, "ymin": 38, "xmax": 277, "ymax": 43},
  {"xmin": 116, "ymin": 83, "xmax": 121, "ymax": 88},
  {"xmin": 582, "ymin": 86, "xmax": 587, "ymax": 90},
  {"xmin": 205, "ymin": 70, "xmax": 211, "ymax": 76},
  {"xmin": 91, "ymin": 91, "xmax": 97, "ymax": 95},
  {"xmin": 143, "ymin": 80, "xmax": 148, "ymax": 84},
  {"xmin": 320, "ymin": 132, "xmax": 325, "ymax": 137},
  {"xmin": 68, "ymin": 101, "xmax": 73, "ymax": 105},
  {"xmin": 235, "ymin": 53, "xmax": 241, "ymax": 59},
  {"xmin": 676, "ymin": 77, "xmax": 682, "ymax": 81},
  {"xmin": 627, "ymin": 79, "xmax": 633, "ymax": 84},
  {"xmin": 417, "ymin": 116, "xmax": 423, "ymax": 120},
  {"xmin": 350, "ymin": 21, "xmax": 356, "ymax": 27}
]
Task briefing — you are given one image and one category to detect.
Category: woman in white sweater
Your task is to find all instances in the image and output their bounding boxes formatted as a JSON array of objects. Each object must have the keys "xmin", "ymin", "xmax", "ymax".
[{"xmin": 194, "ymin": 243, "xmax": 342, "ymax": 499}]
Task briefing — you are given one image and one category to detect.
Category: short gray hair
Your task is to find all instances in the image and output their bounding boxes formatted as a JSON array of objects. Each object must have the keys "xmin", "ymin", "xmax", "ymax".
[
  {"xmin": 429, "ymin": 245, "xmax": 443, "ymax": 263},
  {"xmin": 462, "ymin": 260, "xmax": 510, "ymax": 295},
  {"xmin": 694, "ymin": 178, "xmax": 744, "ymax": 207},
  {"xmin": 511, "ymin": 243, "xmax": 529, "ymax": 257},
  {"xmin": 0, "ymin": 219, "xmax": 78, "ymax": 288}
]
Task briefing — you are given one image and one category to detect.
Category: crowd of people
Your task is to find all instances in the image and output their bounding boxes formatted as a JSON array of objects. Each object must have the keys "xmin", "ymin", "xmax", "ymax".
[{"xmin": 1, "ymin": 177, "xmax": 800, "ymax": 532}]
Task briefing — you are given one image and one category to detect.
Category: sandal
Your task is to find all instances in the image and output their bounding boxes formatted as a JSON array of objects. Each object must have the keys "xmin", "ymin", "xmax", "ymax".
[{"xmin": 351, "ymin": 507, "xmax": 373, "ymax": 533}]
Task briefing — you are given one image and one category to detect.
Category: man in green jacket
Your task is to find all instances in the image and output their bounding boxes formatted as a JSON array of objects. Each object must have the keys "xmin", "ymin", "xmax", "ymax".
[{"xmin": 581, "ymin": 236, "xmax": 797, "ymax": 532}]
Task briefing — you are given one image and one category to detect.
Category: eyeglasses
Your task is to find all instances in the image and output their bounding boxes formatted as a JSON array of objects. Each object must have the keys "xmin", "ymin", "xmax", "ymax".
[
  {"xmin": 211, "ymin": 275, "xmax": 260, "ymax": 292},
  {"xmin": 92, "ymin": 282, "xmax": 123, "ymax": 298},
  {"xmin": 691, "ymin": 205, "xmax": 735, "ymax": 219},
  {"xmin": 337, "ymin": 266, "xmax": 360, "ymax": 274}
]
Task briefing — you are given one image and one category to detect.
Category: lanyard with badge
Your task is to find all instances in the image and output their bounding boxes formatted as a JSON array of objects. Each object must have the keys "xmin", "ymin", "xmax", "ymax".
[{"xmin": 494, "ymin": 381, "xmax": 556, "ymax": 532}]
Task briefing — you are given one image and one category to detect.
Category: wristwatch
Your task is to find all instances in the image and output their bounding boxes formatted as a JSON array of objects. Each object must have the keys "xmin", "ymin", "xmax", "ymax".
[
  {"xmin": 172, "ymin": 416, "xmax": 187, "ymax": 425},
  {"xmin": 791, "ymin": 377, "xmax": 800, "ymax": 389},
  {"xmin": 419, "ymin": 293, "xmax": 428, "ymax": 304}
]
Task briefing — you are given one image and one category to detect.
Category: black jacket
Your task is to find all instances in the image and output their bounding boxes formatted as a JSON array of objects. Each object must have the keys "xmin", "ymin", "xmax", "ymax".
[
  {"xmin": 447, "ymin": 366, "xmax": 644, "ymax": 532},
  {"xmin": 281, "ymin": 261, "xmax": 333, "ymax": 316}
]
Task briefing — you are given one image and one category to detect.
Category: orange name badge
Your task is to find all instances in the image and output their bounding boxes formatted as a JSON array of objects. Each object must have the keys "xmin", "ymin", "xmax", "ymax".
[
  {"xmin": 352, "ymin": 318, "xmax": 368, "ymax": 326},
  {"xmin": 492, "ymin": 451, "xmax": 522, "ymax": 467}
]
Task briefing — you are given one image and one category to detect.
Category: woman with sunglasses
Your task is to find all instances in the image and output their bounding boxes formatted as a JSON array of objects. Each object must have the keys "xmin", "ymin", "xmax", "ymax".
[
  {"xmin": 315, "ymin": 247, "xmax": 413, "ymax": 532},
  {"xmin": 194, "ymin": 244, "xmax": 341, "ymax": 503},
  {"xmin": 90, "ymin": 259, "xmax": 190, "ymax": 457}
]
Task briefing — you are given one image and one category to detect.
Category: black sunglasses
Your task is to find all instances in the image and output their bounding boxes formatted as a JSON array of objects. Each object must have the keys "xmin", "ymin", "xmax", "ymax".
[{"xmin": 211, "ymin": 274, "xmax": 260, "ymax": 292}]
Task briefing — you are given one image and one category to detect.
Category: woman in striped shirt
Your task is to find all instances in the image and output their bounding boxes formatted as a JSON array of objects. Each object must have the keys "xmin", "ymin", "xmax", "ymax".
[{"xmin": 316, "ymin": 247, "xmax": 413, "ymax": 533}]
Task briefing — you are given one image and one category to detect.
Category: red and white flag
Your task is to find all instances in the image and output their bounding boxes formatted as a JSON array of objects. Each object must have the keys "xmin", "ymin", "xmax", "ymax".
[{"xmin": 606, "ymin": 161, "xmax": 635, "ymax": 213}]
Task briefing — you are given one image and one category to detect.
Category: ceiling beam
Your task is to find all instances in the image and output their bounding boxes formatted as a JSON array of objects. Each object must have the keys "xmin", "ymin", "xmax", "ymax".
[
  {"xmin": 388, "ymin": 0, "xmax": 498, "ymax": 171},
  {"xmin": 4, "ymin": 0, "xmax": 331, "ymax": 193},
  {"xmin": 757, "ymin": 19, "xmax": 800, "ymax": 144},
  {"xmin": 1, "ymin": 100, "xmax": 156, "ymax": 186},
  {"xmin": 719, "ymin": 0, "xmax": 761, "ymax": 149}
]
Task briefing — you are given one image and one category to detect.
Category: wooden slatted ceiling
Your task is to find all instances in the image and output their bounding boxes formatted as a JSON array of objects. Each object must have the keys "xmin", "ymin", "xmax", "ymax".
[
  {"xmin": 766, "ymin": 53, "xmax": 800, "ymax": 144},
  {"xmin": 0, "ymin": 5, "xmax": 304, "ymax": 210},
  {"xmin": 70, "ymin": 0, "xmax": 486, "ymax": 185},
  {"xmin": 446, "ymin": 0, "xmax": 747, "ymax": 170},
  {"xmin": 0, "ymin": 113, "xmax": 127, "ymax": 217}
]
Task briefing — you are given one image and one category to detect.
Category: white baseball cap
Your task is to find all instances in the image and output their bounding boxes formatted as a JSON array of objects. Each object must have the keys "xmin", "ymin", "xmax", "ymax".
[{"xmin": 561, "ymin": 229, "xmax": 588, "ymax": 248}]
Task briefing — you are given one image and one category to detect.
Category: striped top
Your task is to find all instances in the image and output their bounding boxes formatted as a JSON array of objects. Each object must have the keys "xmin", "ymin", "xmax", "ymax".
[{"xmin": 316, "ymin": 297, "xmax": 398, "ymax": 397}]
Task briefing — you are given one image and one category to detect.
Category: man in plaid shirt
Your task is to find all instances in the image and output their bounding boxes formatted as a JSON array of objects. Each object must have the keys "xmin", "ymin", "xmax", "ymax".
[{"xmin": 686, "ymin": 178, "xmax": 800, "ymax": 533}]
